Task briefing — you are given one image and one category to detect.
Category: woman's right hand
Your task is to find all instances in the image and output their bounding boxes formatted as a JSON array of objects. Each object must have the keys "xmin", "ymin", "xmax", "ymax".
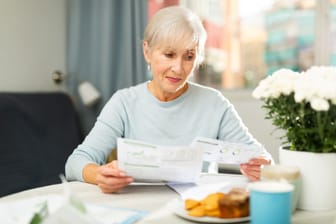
[
  {"xmin": 96, "ymin": 160, "xmax": 133, "ymax": 193},
  {"xmin": 96, "ymin": 160, "xmax": 134, "ymax": 193}
]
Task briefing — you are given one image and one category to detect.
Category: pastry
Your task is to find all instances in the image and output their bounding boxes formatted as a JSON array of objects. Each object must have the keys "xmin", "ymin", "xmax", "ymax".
[{"xmin": 184, "ymin": 188, "xmax": 249, "ymax": 218}]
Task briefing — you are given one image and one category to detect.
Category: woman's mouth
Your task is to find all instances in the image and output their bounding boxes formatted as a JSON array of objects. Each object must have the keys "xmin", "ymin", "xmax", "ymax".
[{"xmin": 166, "ymin": 76, "xmax": 182, "ymax": 83}]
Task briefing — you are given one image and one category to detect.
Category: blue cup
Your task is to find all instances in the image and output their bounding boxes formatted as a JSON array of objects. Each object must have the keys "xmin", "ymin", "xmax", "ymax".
[{"xmin": 249, "ymin": 181, "xmax": 293, "ymax": 224}]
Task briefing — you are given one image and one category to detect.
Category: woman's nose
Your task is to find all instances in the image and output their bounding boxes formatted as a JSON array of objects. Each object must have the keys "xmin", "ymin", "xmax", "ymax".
[{"xmin": 170, "ymin": 58, "xmax": 183, "ymax": 74}]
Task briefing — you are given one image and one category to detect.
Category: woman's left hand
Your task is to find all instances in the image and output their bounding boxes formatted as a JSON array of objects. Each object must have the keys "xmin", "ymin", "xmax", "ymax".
[{"xmin": 240, "ymin": 157, "xmax": 271, "ymax": 181}]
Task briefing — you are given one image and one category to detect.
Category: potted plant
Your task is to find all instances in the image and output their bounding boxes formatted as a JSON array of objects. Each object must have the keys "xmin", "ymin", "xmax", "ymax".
[{"xmin": 252, "ymin": 66, "xmax": 336, "ymax": 211}]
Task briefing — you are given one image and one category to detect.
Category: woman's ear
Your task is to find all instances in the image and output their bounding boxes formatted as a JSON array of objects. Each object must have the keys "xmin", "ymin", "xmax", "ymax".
[{"xmin": 143, "ymin": 41, "xmax": 150, "ymax": 64}]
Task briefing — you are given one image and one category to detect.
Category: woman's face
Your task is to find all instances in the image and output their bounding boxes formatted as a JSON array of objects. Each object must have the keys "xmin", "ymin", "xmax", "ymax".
[{"xmin": 143, "ymin": 41, "xmax": 198, "ymax": 101}]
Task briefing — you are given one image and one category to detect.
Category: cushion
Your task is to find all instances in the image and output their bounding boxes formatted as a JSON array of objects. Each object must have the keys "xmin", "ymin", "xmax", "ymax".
[{"xmin": 0, "ymin": 92, "xmax": 83, "ymax": 197}]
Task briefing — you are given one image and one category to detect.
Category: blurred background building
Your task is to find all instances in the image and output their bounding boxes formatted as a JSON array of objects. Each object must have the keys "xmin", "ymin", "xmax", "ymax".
[{"xmin": 148, "ymin": 0, "xmax": 336, "ymax": 90}]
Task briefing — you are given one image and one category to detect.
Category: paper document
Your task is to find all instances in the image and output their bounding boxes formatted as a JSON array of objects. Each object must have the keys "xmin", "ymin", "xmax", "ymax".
[
  {"xmin": 167, "ymin": 173, "xmax": 249, "ymax": 200},
  {"xmin": 0, "ymin": 195, "xmax": 147, "ymax": 224},
  {"xmin": 192, "ymin": 137, "xmax": 265, "ymax": 164},
  {"xmin": 117, "ymin": 138, "xmax": 203, "ymax": 183},
  {"xmin": 118, "ymin": 137, "xmax": 264, "ymax": 183}
]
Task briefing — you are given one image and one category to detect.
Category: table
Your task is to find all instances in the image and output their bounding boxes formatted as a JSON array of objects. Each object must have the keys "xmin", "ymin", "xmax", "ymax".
[{"xmin": 0, "ymin": 174, "xmax": 335, "ymax": 224}]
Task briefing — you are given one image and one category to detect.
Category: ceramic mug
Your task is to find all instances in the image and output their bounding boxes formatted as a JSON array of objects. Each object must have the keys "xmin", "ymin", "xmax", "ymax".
[
  {"xmin": 261, "ymin": 164, "xmax": 301, "ymax": 213},
  {"xmin": 249, "ymin": 181, "xmax": 293, "ymax": 224}
]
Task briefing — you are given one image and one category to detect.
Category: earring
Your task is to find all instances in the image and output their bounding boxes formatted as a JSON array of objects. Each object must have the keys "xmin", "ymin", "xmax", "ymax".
[{"xmin": 147, "ymin": 64, "xmax": 151, "ymax": 71}]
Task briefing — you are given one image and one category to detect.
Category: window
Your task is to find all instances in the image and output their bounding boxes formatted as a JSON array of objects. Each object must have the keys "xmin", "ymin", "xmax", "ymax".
[{"xmin": 148, "ymin": 0, "xmax": 336, "ymax": 90}]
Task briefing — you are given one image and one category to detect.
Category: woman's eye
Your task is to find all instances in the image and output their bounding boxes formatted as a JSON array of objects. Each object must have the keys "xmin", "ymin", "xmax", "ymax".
[
  {"xmin": 164, "ymin": 52, "xmax": 175, "ymax": 58},
  {"xmin": 184, "ymin": 54, "xmax": 195, "ymax": 61}
]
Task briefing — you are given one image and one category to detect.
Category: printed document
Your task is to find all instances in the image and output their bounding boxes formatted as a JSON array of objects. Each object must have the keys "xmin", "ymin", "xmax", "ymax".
[
  {"xmin": 192, "ymin": 137, "xmax": 265, "ymax": 164},
  {"xmin": 168, "ymin": 173, "xmax": 249, "ymax": 200},
  {"xmin": 117, "ymin": 138, "xmax": 203, "ymax": 183},
  {"xmin": 117, "ymin": 137, "xmax": 265, "ymax": 183}
]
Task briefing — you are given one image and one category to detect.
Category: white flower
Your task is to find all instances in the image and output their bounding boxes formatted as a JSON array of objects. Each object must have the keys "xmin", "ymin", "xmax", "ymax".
[
  {"xmin": 294, "ymin": 74, "xmax": 315, "ymax": 102},
  {"xmin": 271, "ymin": 69, "xmax": 299, "ymax": 96},
  {"xmin": 252, "ymin": 66, "xmax": 336, "ymax": 152},
  {"xmin": 252, "ymin": 69, "xmax": 299, "ymax": 99},
  {"xmin": 253, "ymin": 66, "xmax": 336, "ymax": 111},
  {"xmin": 332, "ymin": 98, "xmax": 336, "ymax": 105},
  {"xmin": 310, "ymin": 97, "xmax": 330, "ymax": 111},
  {"xmin": 252, "ymin": 77, "xmax": 272, "ymax": 99},
  {"xmin": 303, "ymin": 66, "xmax": 336, "ymax": 101}
]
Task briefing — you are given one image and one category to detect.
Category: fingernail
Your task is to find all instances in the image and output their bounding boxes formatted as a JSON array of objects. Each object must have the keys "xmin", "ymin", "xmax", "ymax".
[
  {"xmin": 127, "ymin": 177, "xmax": 133, "ymax": 182},
  {"xmin": 119, "ymin": 172, "xmax": 126, "ymax": 177}
]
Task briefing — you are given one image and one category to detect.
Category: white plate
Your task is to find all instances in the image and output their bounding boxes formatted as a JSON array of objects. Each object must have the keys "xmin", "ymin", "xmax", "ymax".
[{"xmin": 172, "ymin": 200, "xmax": 250, "ymax": 223}]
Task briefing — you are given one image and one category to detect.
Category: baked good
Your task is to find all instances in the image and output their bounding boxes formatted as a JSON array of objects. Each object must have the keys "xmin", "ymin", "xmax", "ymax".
[
  {"xmin": 184, "ymin": 188, "xmax": 249, "ymax": 218},
  {"xmin": 218, "ymin": 188, "xmax": 249, "ymax": 218}
]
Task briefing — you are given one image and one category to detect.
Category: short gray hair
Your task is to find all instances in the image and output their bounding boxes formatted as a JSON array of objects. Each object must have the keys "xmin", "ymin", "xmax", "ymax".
[{"xmin": 144, "ymin": 6, "xmax": 207, "ymax": 64}]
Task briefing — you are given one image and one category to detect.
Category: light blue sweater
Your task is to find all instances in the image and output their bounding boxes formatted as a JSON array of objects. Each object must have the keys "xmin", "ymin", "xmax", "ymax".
[{"xmin": 65, "ymin": 81, "xmax": 271, "ymax": 181}]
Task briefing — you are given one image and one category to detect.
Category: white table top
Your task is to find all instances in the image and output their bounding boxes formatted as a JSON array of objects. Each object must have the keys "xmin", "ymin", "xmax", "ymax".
[{"xmin": 0, "ymin": 174, "xmax": 335, "ymax": 224}]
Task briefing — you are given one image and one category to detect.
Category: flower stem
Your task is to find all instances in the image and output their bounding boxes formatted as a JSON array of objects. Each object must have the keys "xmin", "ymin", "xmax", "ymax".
[{"xmin": 317, "ymin": 111, "xmax": 324, "ymax": 143}]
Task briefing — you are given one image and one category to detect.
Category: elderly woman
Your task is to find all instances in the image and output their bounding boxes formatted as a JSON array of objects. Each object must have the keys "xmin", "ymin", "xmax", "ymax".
[{"xmin": 65, "ymin": 6, "xmax": 272, "ymax": 193}]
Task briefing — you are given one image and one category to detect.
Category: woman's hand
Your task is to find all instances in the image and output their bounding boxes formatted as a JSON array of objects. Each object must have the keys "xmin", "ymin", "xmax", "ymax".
[
  {"xmin": 96, "ymin": 160, "xmax": 133, "ymax": 193},
  {"xmin": 240, "ymin": 157, "xmax": 271, "ymax": 181}
]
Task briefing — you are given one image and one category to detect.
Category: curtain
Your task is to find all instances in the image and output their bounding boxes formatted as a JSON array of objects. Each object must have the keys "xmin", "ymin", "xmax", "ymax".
[{"xmin": 66, "ymin": 0, "xmax": 148, "ymax": 133}]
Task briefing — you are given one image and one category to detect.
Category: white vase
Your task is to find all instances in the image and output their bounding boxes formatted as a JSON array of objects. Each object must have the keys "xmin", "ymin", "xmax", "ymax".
[{"xmin": 279, "ymin": 146, "xmax": 336, "ymax": 211}]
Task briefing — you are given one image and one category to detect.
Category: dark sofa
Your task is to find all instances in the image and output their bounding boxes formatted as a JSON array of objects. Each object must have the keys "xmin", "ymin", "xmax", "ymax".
[{"xmin": 0, "ymin": 92, "xmax": 83, "ymax": 197}]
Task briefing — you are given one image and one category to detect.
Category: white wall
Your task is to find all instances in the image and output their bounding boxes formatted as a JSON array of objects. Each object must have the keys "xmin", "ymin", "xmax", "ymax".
[
  {"xmin": 0, "ymin": 0, "xmax": 66, "ymax": 91},
  {"xmin": 223, "ymin": 89, "xmax": 284, "ymax": 162}
]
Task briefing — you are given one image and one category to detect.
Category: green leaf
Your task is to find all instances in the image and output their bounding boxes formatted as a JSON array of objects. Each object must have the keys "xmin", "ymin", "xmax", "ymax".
[
  {"xmin": 30, "ymin": 214, "xmax": 42, "ymax": 224},
  {"xmin": 70, "ymin": 196, "xmax": 87, "ymax": 214},
  {"xmin": 258, "ymin": 93, "xmax": 336, "ymax": 153},
  {"xmin": 29, "ymin": 201, "xmax": 48, "ymax": 224}
]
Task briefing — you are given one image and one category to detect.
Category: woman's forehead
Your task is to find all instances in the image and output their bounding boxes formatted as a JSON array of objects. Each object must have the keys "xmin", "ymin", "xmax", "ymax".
[
  {"xmin": 158, "ymin": 45, "xmax": 197, "ymax": 52},
  {"xmin": 151, "ymin": 29, "xmax": 199, "ymax": 51},
  {"xmin": 154, "ymin": 39, "xmax": 198, "ymax": 52}
]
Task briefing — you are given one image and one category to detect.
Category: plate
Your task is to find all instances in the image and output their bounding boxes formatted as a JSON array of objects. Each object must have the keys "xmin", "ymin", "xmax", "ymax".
[{"xmin": 172, "ymin": 200, "xmax": 250, "ymax": 223}]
